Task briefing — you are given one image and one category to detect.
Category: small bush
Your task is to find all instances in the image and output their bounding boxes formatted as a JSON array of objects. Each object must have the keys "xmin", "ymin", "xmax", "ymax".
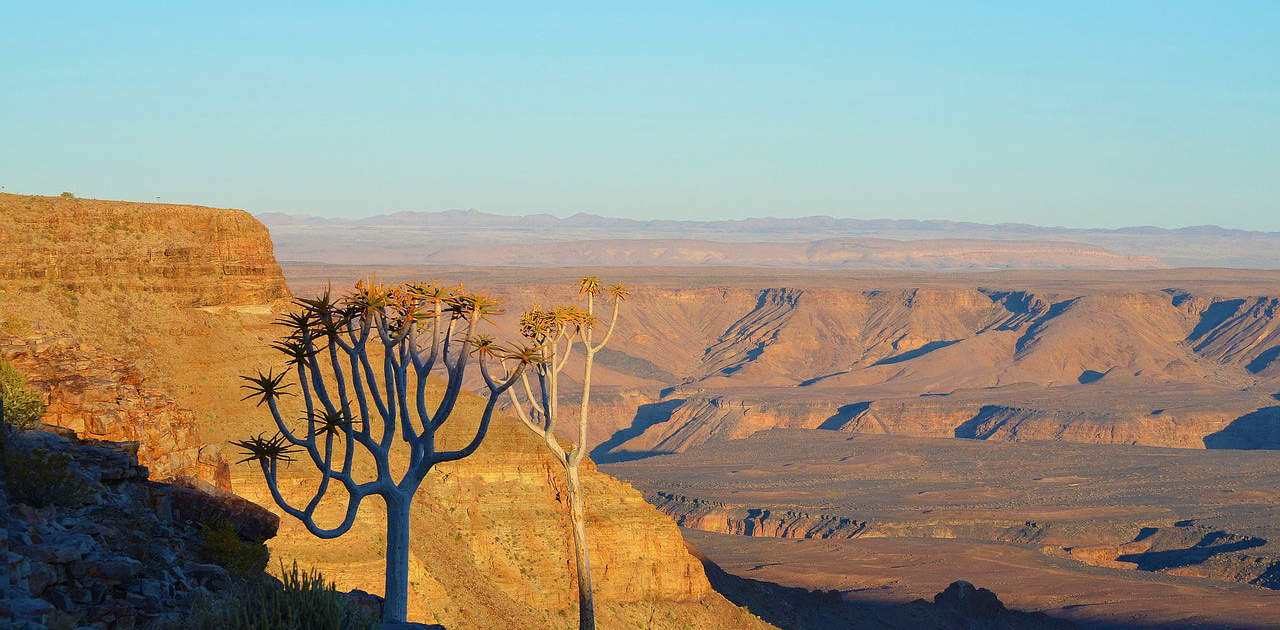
[
  {"xmin": 0, "ymin": 359, "xmax": 45, "ymax": 430},
  {"xmin": 200, "ymin": 518, "xmax": 270, "ymax": 579},
  {"xmin": 182, "ymin": 561, "xmax": 376, "ymax": 630},
  {"xmin": 0, "ymin": 445, "xmax": 96, "ymax": 507},
  {"xmin": 59, "ymin": 191, "xmax": 75, "ymax": 198}
]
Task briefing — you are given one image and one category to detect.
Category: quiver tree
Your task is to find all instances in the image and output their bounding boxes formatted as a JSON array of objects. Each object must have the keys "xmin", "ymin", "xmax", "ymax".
[
  {"xmin": 233, "ymin": 280, "xmax": 537, "ymax": 624},
  {"xmin": 503, "ymin": 276, "xmax": 630, "ymax": 630}
]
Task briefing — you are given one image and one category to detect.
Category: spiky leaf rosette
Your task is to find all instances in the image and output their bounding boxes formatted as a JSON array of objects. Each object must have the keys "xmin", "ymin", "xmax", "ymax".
[
  {"xmin": 302, "ymin": 408, "xmax": 354, "ymax": 439},
  {"xmin": 505, "ymin": 344, "xmax": 546, "ymax": 366},
  {"xmin": 577, "ymin": 276, "xmax": 603, "ymax": 298},
  {"xmin": 607, "ymin": 282, "xmax": 632, "ymax": 302},
  {"xmin": 272, "ymin": 338, "xmax": 319, "ymax": 367},
  {"xmin": 231, "ymin": 432, "xmax": 299, "ymax": 465},
  {"xmin": 240, "ymin": 368, "xmax": 293, "ymax": 407},
  {"xmin": 518, "ymin": 308, "xmax": 557, "ymax": 340},
  {"xmin": 274, "ymin": 310, "xmax": 318, "ymax": 336},
  {"xmin": 445, "ymin": 291, "xmax": 505, "ymax": 323},
  {"xmin": 553, "ymin": 305, "xmax": 596, "ymax": 330},
  {"xmin": 344, "ymin": 278, "xmax": 395, "ymax": 313},
  {"xmin": 297, "ymin": 290, "xmax": 355, "ymax": 339},
  {"xmin": 468, "ymin": 334, "xmax": 507, "ymax": 360}
]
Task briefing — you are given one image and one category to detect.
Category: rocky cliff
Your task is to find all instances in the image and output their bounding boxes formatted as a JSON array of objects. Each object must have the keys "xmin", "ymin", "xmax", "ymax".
[
  {"xmin": 0, "ymin": 334, "xmax": 229, "ymax": 487},
  {"xmin": 0, "ymin": 193, "xmax": 286, "ymax": 306}
]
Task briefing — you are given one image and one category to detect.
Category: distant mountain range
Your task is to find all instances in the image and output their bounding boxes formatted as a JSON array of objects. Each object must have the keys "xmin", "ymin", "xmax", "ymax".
[{"xmin": 257, "ymin": 209, "xmax": 1280, "ymax": 269}]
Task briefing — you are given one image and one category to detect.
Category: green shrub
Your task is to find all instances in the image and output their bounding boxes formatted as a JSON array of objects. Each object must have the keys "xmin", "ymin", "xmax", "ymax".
[
  {"xmin": 0, "ymin": 359, "xmax": 45, "ymax": 430},
  {"xmin": 59, "ymin": 191, "xmax": 75, "ymax": 198},
  {"xmin": 182, "ymin": 561, "xmax": 376, "ymax": 630},
  {"xmin": 200, "ymin": 518, "xmax": 270, "ymax": 579},
  {"xmin": 0, "ymin": 445, "xmax": 96, "ymax": 507}
]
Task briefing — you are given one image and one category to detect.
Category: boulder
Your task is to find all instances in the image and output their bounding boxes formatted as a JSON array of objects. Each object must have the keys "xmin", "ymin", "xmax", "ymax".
[
  {"xmin": 166, "ymin": 475, "xmax": 279, "ymax": 542},
  {"xmin": 933, "ymin": 580, "xmax": 1006, "ymax": 619}
]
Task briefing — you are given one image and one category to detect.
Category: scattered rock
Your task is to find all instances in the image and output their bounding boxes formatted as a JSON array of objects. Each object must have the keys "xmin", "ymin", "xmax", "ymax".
[{"xmin": 0, "ymin": 429, "xmax": 276, "ymax": 629}]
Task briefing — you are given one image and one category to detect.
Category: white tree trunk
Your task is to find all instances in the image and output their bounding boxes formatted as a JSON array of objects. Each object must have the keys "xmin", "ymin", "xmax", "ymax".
[{"xmin": 566, "ymin": 464, "xmax": 595, "ymax": 630}]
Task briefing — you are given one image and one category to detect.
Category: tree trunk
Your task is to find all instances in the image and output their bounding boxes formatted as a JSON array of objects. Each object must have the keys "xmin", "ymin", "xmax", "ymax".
[
  {"xmin": 566, "ymin": 464, "xmax": 595, "ymax": 630},
  {"xmin": 384, "ymin": 493, "xmax": 412, "ymax": 623}
]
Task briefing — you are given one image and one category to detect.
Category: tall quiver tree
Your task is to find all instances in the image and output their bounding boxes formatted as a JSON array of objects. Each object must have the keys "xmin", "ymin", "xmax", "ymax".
[
  {"xmin": 234, "ymin": 280, "xmax": 537, "ymax": 624},
  {"xmin": 504, "ymin": 276, "xmax": 630, "ymax": 630}
]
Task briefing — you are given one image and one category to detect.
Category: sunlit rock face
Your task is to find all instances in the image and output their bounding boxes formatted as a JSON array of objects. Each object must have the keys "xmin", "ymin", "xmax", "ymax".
[{"xmin": 0, "ymin": 192, "xmax": 287, "ymax": 306}]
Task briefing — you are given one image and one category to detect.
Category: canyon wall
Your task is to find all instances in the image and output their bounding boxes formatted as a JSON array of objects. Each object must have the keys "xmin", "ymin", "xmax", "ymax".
[
  {"xmin": 494, "ymin": 283, "xmax": 1280, "ymax": 457},
  {"xmin": 0, "ymin": 334, "xmax": 229, "ymax": 487},
  {"xmin": 285, "ymin": 266, "xmax": 1280, "ymax": 456},
  {"xmin": 0, "ymin": 193, "xmax": 286, "ymax": 306}
]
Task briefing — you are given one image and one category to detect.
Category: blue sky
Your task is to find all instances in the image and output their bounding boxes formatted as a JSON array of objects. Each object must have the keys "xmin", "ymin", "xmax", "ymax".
[{"xmin": 2, "ymin": 2, "xmax": 1276, "ymax": 229}]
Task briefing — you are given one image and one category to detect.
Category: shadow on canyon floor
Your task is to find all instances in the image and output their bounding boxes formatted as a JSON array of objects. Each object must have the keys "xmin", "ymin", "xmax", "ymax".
[
  {"xmin": 698, "ymin": 551, "xmax": 1277, "ymax": 630},
  {"xmin": 1203, "ymin": 406, "xmax": 1280, "ymax": 448},
  {"xmin": 590, "ymin": 398, "xmax": 685, "ymax": 463},
  {"xmin": 1117, "ymin": 531, "xmax": 1267, "ymax": 572}
]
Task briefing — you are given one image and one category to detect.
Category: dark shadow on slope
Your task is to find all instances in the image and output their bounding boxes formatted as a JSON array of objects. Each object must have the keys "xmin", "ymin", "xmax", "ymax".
[
  {"xmin": 872, "ymin": 340, "xmax": 961, "ymax": 366},
  {"xmin": 1014, "ymin": 299, "xmax": 1077, "ymax": 354},
  {"xmin": 954, "ymin": 405, "xmax": 1005, "ymax": 439},
  {"xmin": 799, "ymin": 370, "xmax": 848, "ymax": 387},
  {"xmin": 1162, "ymin": 288, "xmax": 1193, "ymax": 308},
  {"xmin": 1245, "ymin": 345, "xmax": 1280, "ymax": 374},
  {"xmin": 593, "ymin": 347, "xmax": 678, "ymax": 383},
  {"xmin": 979, "ymin": 290, "xmax": 1042, "ymax": 332},
  {"xmin": 1203, "ymin": 406, "xmax": 1280, "ymax": 449},
  {"xmin": 1077, "ymin": 369, "xmax": 1107, "ymax": 384},
  {"xmin": 818, "ymin": 402, "xmax": 871, "ymax": 430},
  {"xmin": 1186, "ymin": 299, "xmax": 1245, "ymax": 347},
  {"xmin": 1249, "ymin": 561, "xmax": 1280, "ymax": 589},
  {"xmin": 1116, "ymin": 533, "xmax": 1266, "ymax": 572},
  {"xmin": 590, "ymin": 399, "xmax": 685, "ymax": 463},
  {"xmin": 721, "ymin": 345, "xmax": 766, "ymax": 375}
]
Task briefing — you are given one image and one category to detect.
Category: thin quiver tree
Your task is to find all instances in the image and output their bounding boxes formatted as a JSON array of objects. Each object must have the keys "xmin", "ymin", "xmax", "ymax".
[
  {"xmin": 504, "ymin": 276, "xmax": 630, "ymax": 630},
  {"xmin": 234, "ymin": 280, "xmax": 539, "ymax": 624}
]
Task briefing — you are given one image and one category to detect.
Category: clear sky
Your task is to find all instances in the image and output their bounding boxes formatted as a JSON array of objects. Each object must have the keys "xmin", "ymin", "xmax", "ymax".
[{"xmin": 2, "ymin": 2, "xmax": 1276, "ymax": 230}]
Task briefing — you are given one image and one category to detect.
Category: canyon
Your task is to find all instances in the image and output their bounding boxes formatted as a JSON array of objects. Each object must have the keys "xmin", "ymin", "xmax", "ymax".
[
  {"xmin": 279, "ymin": 261, "xmax": 1280, "ymax": 627},
  {"xmin": 9, "ymin": 191, "xmax": 1280, "ymax": 628},
  {"xmin": 284, "ymin": 264, "xmax": 1280, "ymax": 460}
]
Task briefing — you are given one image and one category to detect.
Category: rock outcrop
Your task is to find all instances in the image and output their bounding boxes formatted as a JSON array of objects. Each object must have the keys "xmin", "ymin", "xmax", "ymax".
[
  {"xmin": 0, "ymin": 193, "xmax": 287, "ymax": 306},
  {"xmin": 0, "ymin": 334, "xmax": 230, "ymax": 489},
  {"xmin": 0, "ymin": 429, "xmax": 277, "ymax": 630}
]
